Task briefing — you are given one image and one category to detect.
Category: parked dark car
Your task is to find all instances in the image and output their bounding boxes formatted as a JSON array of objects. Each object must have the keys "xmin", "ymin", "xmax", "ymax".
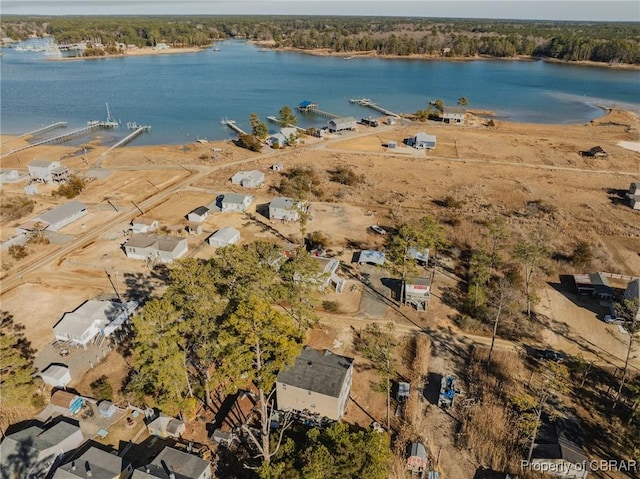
[{"xmin": 535, "ymin": 348, "xmax": 565, "ymax": 362}]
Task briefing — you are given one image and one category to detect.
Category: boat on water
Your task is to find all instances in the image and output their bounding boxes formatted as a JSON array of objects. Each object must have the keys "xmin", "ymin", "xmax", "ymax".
[{"xmin": 212, "ymin": 47, "xmax": 221, "ymax": 52}]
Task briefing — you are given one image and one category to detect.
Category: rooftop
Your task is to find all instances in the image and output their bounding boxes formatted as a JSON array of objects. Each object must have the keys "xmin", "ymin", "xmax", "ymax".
[
  {"xmin": 126, "ymin": 234, "xmax": 185, "ymax": 252},
  {"xmin": 30, "ymin": 159, "xmax": 57, "ymax": 168},
  {"xmin": 270, "ymin": 197, "xmax": 300, "ymax": 210},
  {"xmin": 277, "ymin": 346, "xmax": 354, "ymax": 398},
  {"xmin": 1, "ymin": 420, "xmax": 81, "ymax": 462},
  {"xmin": 133, "ymin": 446, "xmax": 210, "ymax": 479},
  {"xmin": 54, "ymin": 447, "xmax": 130, "ymax": 479},
  {"xmin": 54, "ymin": 300, "xmax": 138, "ymax": 337},
  {"xmin": 37, "ymin": 201, "xmax": 87, "ymax": 225},
  {"xmin": 209, "ymin": 226, "xmax": 240, "ymax": 242},
  {"xmin": 188, "ymin": 206, "xmax": 209, "ymax": 217}
]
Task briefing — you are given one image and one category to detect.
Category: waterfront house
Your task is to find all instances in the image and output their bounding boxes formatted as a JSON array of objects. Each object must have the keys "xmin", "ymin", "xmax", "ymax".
[
  {"xmin": 124, "ymin": 234, "xmax": 188, "ymax": 263},
  {"xmin": 442, "ymin": 106, "xmax": 467, "ymax": 124},
  {"xmin": 207, "ymin": 227, "xmax": 240, "ymax": 247},
  {"xmin": 53, "ymin": 300, "xmax": 138, "ymax": 348},
  {"xmin": 407, "ymin": 133, "xmax": 437, "ymax": 149},
  {"xmin": 132, "ymin": 446, "xmax": 212, "ymax": 479},
  {"xmin": 269, "ymin": 197, "xmax": 304, "ymax": 221},
  {"xmin": 212, "ymin": 193, "xmax": 253, "ymax": 212},
  {"xmin": 0, "ymin": 419, "xmax": 84, "ymax": 479},
  {"xmin": 52, "ymin": 446, "xmax": 133, "ymax": 479},
  {"xmin": 186, "ymin": 206, "xmax": 209, "ymax": 223},
  {"xmin": 231, "ymin": 170, "xmax": 265, "ymax": 188},
  {"xmin": 130, "ymin": 217, "xmax": 158, "ymax": 234},
  {"xmin": 276, "ymin": 347, "xmax": 354, "ymax": 421},
  {"xmin": 29, "ymin": 159, "xmax": 69, "ymax": 183},
  {"xmin": 327, "ymin": 117, "xmax": 357, "ymax": 133}
]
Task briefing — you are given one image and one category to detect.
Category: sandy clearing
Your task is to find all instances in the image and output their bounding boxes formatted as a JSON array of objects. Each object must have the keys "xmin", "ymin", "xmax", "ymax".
[{"xmin": 618, "ymin": 141, "xmax": 640, "ymax": 153}]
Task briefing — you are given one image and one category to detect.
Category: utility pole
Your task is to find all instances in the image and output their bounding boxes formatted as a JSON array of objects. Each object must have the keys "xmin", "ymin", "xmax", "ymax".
[{"xmin": 105, "ymin": 270, "xmax": 122, "ymax": 302}]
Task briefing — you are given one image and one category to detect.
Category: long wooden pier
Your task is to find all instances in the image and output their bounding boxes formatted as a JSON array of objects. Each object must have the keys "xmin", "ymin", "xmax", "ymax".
[
  {"xmin": 18, "ymin": 121, "xmax": 68, "ymax": 139},
  {"xmin": 296, "ymin": 103, "xmax": 340, "ymax": 119},
  {"xmin": 105, "ymin": 125, "xmax": 151, "ymax": 153},
  {"xmin": 221, "ymin": 119, "xmax": 247, "ymax": 136},
  {"xmin": 1, "ymin": 123, "xmax": 102, "ymax": 158},
  {"xmin": 349, "ymin": 98, "xmax": 400, "ymax": 119},
  {"xmin": 267, "ymin": 116, "xmax": 306, "ymax": 133}
]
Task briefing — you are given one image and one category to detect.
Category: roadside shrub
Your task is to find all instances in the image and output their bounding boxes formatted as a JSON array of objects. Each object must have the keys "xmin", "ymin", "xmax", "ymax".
[
  {"xmin": 322, "ymin": 300, "xmax": 342, "ymax": 313},
  {"xmin": 328, "ymin": 166, "xmax": 365, "ymax": 186},
  {"xmin": 570, "ymin": 240, "xmax": 594, "ymax": 268},
  {"xmin": 30, "ymin": 393, "xmax": 46, "ymax": 409},
  {"xmin": 276, "ymin": 167, "xmax": 322, "ymax": 199},
  {"xmin": 90, "ymin": 375, "xmax": 113, "ymax": 401},
  {"xmin": 1, "ymin": 195, "xmax": 35, "ymax": 222},
  {"xmin": 8, "ymin": 245, "xmax": 28, "ymax": 260},
  {"xmin": 53, "ymin": 175, "xmax": 86, "ymax": 199},
  {"xmin": 307, "ymin": 231, "xmax": 329, "ymax": 250}
]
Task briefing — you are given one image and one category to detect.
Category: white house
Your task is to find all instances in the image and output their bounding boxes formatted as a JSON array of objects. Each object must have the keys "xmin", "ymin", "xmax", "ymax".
[
  {"xmin": 124, "ymin": 234, "xmax": 188, "ymax": 263},
  {"xmin": 17, "ymin": 201, "xmax": 88, "ymax": 234},
  {"xmin": 442, "ymin": 106, "xmax": 467, "ymax": 124},
  {"xmin": 40, "ymin": 364, "xmax": 72, "ymax": 388},
  {"xmin": 186, "ymin": 206, "xmax": 209, "ymax": 223},
  {"xmin": 269, "ymin": 127, "xmax": 299, "ymax": 148},
  {"xmin": 130, "ymin": 217, "xmax": 158, "ymax": 234},
  {"xmin": 147, "ymin": 416, "xmax": 186, "ymax": 439},
  {"xmin": 212, "ymin": 193, "xmax": 253, "ymax": 213},
  {"xmin": 327, "ymin": 117, "xmax": 357, "ymax": 132},
  {"xmin": 231, "ymin": 170, "xmax": 265, "ymax": 188},
  {"xmin": 1, "ymin": 420, "xmax": 84, "ymax": 479},
  {"xmin": 309, "ymin": 257, "xmax": 346, "ymax": 293},
  {"xmin": 269, "ymin": 197, "xmax": 304, "ymax": 221},
  {"xmin": 407, "ymin": 132, "xmax": 437, "ymax": 149},
  {"xmin": 207, "ymin": 227, "xmax": 240, "ymax": 247},
  {"xmin": 403, "ymin": 277, "xmax": 431, "ymax": 311},
  {"xmin": 276, "ymin": 347, "xmax": 354, "ymax": 421},
  {"xmin": 28, "ymin": 160, "xmax": 69, "ymax": 183},
  {"xmin": 52, "ymin": 447, "xmax": 133, "ymax": 479},
  {"xmin": 131, "ymin": 447, "xmax": 212, "ymax": 479},
  {"xmin": 53, "ymin": 300, "xmax": 138, "ymax": 348}
]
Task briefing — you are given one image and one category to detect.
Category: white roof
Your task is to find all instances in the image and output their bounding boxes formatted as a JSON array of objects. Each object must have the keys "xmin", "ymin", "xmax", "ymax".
[
  {"xmin": 36, "ymin": 200, "xmax": 87, "ymax": 225},
  {"xmin": 358, "ymin": 250, "xmax": 386, "ymax": 265},
  {"xmin": 280, "ymin": 127, "xmax": 299, "ymax": 137},
  {"xmin": 29, "ymin": 159, "xmax": 57, "ymax": 168},
  {"xmin": 414, "ymin": 132, "xmax": 436, "ymax": 142},
  {"xmin": 209, "ymin": 226, "xmax": 240, "ymax": 243},
  {"xmin": 233, "ymin": 170, "xmax": 264, "ymax": 182},
  {"xmin": 41, "ymin": 364, "xmax": 71, "ymax": 383},
  {"xmin": 54, "ymin": 300, "xmax": 138, "ymax": 337}
]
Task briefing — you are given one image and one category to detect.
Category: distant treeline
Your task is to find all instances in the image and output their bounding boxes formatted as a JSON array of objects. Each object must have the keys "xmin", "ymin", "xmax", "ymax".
[{"xmin": 2, "ymin": 16, "xmax": 639, "ymax": 64}]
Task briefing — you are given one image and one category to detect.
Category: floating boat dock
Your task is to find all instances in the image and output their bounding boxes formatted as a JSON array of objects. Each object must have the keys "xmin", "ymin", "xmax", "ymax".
[
  {"xmin": 221, "ymin": 119, "xmax": 247, "ymax": 136},
  {"xmin": 349, "ymin": 98, "xmax": 401, "ymax": 119}
]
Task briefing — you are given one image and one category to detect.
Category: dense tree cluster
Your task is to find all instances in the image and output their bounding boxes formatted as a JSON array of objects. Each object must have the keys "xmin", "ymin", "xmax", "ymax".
[{"xmin": 2, "ymin": 16, "xmax": 638, "ymax": 64}]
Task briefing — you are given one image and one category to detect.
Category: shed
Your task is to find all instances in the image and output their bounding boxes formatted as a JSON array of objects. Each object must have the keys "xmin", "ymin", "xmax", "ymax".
[
  {"xmin": 130, "ymin": 217, "xmax": 158, "ymax": 234},
  {"xmin": 356, "ymin": 250, "xmax": 386, "ymax": 266},
  {"xmin": 40, "ymin": 364, "xmax": 71, "ymax": 388},
  {"xmin": 408, "ymin": 132, "xmax": 437, "ymax": 149},
  {"xmin": 207, "ymin": 227, "xmax": 240, "ymax": 247},
  {"xmin": 327, "ymin": 117, "xmax": 357, "ymax": 132},
  {"xmin": 98, "ymin": 400, "xmax": 117, "ymax": 418},
  {"xmin": 147, "ymin": 415, "xmax": 186, "ymax": 438},
  {"xmin": 387, "ymin": 140, "xmax": 397, "ymax": 149},
  {"xmin": 186, "ymin": 205, "xmax": 209, "ymax": 223},
  {"xmin": 185, "ymin": 222, "xmax": 203, "ymax": 235}
]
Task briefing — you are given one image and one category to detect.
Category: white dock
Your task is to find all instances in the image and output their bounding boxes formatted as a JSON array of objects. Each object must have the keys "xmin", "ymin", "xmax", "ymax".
[
  {"xmin": 221, "ymin": 119, "xmax": 247, "ymax": 136},
  {"xmin": 349, "ymin": 98, "xmax": 400, "ymax": 119},
  {"xmin": 18, "ymin": 121, "xmax": 68, "ymax": 139},
  {"xmin": 1, "ymin": 123, "xmax": 103, "ymax": 158},
  {"xmin": 105, "ymin": 125, "xmax": 151, "ymax": 153}
]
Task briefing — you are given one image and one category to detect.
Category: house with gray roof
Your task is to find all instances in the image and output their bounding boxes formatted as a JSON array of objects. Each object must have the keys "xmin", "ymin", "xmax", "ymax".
[
  {"xmin": 407, "ymin": 132, "xmax": 437, "ymax": 149},
  {"xmin": 17, "ymin": 201, "xmax": 88, "ymax": 234},
  {"xmin": 53, "ymin": 300, "xmax": 138, "ymax": 348},
  {"xmin": 0, "ymin": 419, "xmax": 84, "ymax": 479},
  {"xmin": 276, "ymin": 347, "xmax": 354, "ymax": 421},
  {"xmin": 124, "ymin": 234, "xmax": 188, "ymax": 263},
  {"xmin": 147, "ymin": 416, "xmax": 186, "ymax": 439},
  {"xmin": 211, "ymin": 193, "xmax": 253, "ymax": 213},
  {"xmin": 442, "ymin": 106, "xmax": 467, "ymax": 124},
  {"xmin": 131, "ymin": 446, "xmax": 212, "ymax": 479},
  {"xmin": 52, "ymin": 446, "xmax": 133, "ymax": 479},
  {"xmin": 231, "ymin": 170, "xmax": 265, "ymax": 188},
  {"xmin": 530, "ymin": 422, "xmax": 590, "ymax": 479},
  {"xmin": 269, "ymin": 197, "xmax": 304, "ymax": 221},
  {"xmin": 327, "ymin": 117, "xmax": 357, "ymax": 132},
  {"xmin": 186, "ymin": 206, "xmax": 209, "ymax": 223}
]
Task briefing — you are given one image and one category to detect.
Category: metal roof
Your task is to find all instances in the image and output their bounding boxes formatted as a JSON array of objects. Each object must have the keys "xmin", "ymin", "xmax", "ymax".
[
  {"xmin": 277, "ymin": 346, "xmax": 354, "ymax": 398},
  {"xmin": 188, "ymin": 206, "xmax": 209, "ymax": 217},
  {"xmin": 357, "ymin": 250, "xmax": 386, "ymax": 265},
  {"xmin": 219, "ymin": 192, "xmax": 251, "ymax": 205},
  {"xmin": 41, "ymin": 364, "xmax": 71, "ymax": 382},
  {"xmin": 209, "ymin": 226, "xmax": 240, "ymax": 243},
  {"xmin": 36, "ymin": 200, "xmax": 87, "ymax": 226},
  {"xmin": 270, "ymin": 197, "xmax": 300, "ymax": 210},
  {"xmin": 54, "ymin": 300, "xmax": 137, "ymax": 338}
]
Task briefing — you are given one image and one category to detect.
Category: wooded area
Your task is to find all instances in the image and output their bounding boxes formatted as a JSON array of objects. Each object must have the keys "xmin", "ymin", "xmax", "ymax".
[{"xmin": 2, "ymin": 16, "xmax": 639, "ymax": 64}]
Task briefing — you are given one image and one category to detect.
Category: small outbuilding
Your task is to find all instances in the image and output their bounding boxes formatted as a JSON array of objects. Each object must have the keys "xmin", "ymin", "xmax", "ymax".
[
  {"xmin": 207, "ymin": 227, "xmax": 240, "ymax": 247},
  {"xmin": 186, "ymin": 206, "xmax": 209, "ymax": 223},
  {"xmin": 40, "ymin": 364, "xmax": 72, "ymax": 388},
  {"xmin": 231, "ymin": 170, "xmax": 265, "ymax": 188},
  {"xmin": 147, "ymin": 415, "xmax": 186, "ymax": 438},
  {"xmin": 327, "ymin": 117, "xmax": 357, "ymax": 133},
  {"xmin": 98, "ymin": 400, "xmax": 117, "ymax": 418},
  {"xmin": 406, "ymin": 442, "xmax": 428, "ymax": 478},
  {"xmin": 130, "ymin": 217, "xmax": 158, "ymax": 234},
  {"xmin": 356, "ymin": 250, "xmax": 386, "ymax": 266}
]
